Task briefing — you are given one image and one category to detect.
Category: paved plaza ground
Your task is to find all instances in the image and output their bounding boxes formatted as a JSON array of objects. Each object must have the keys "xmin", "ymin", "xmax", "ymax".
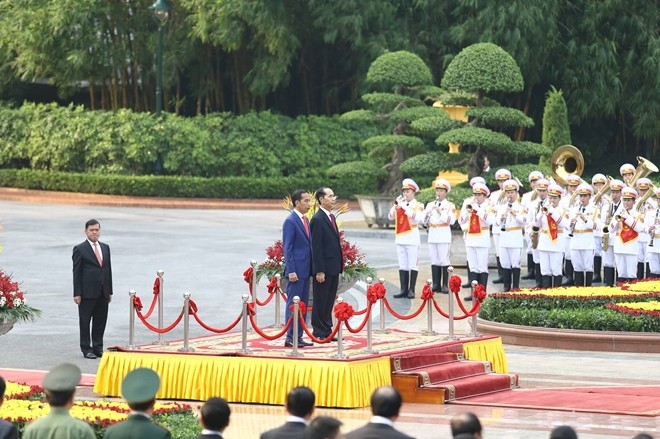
[{"xmin": 0, "ymin": 191, "xmax": 658, "ymax": 438}]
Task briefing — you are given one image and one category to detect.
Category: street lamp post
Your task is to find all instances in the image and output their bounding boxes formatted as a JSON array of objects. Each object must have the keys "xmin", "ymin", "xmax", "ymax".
[{"xmin": 150, "ymin": 0, "xmax": 171, "ymax": 174}]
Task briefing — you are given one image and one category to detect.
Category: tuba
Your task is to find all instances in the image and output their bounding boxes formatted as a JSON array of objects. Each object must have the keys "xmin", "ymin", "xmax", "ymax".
[
  {"xmin": 593, "ymin": 176, "xmax": 614, "ymax": 205},
  {"xmin": 636, "ymin": 182, "xmax": 657, "ymax": 210},
  {"xmin": 551, "ymin": 145, "xmax": 584, "ymax": 187},
  {"xmin": 629, "ymin": 156, "xmax": 659, "ymax": 187}
]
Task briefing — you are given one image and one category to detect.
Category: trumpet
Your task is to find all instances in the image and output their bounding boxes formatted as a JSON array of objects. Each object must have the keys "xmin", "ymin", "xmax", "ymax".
[
  {"xmin": 466, "ymin": 204, "xmax": 473, "ymax": 213},
  {"xmin": 602, "ymin": 226, "xmax": 610, "ymax": 251},
  {"xmin": 394, "ymin": 195, "xmax": 405, "ymax": 206},
  {"xmin": 542, "ymin": 206, "xmax": 549, "ymax": 214},
  {"xmin": 531, "ymin": 226, "xmax": 540, "ymax": 249},
  {"xmin": 615, "ymin": 213, "xmax": 624, "ymax": 222}
]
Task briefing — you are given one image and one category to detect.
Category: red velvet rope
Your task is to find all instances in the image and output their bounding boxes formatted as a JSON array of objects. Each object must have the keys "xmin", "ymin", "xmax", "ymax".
[
  {"xmin": 254, "ymin": 277, "xmax": 280, "ymax": 307},
  {"xmin": 289, "ymin": 301, "xmax": 307, "ymax": 315},
  {"xmin": 449, "ymin": 275, "xmax": 462, "ymax": 294},
  {"xmin": 345, "ymin": 303, "xmax": 373, "ymax": 333},
  {"xmin": 136, "ymin": 308, "xmax": 184, "ymax": 333},
  {"xmin": 153, "ymin": 277, "xmax": 160, "ymax": 295},
  {"xmin": 453, "ymin": 291, "xmax": 481, "ymax": 318},
  {"xmin": 302, "ymin": 319, "xmax": 341, "ymax": 344},
  {"xmin": 382, "ymin": 297, "xmax": 426, "ymax": 320},
  {"xmin": 420, "ymin": 284, "xmax": 434, "ymax": 301},
  {"xmin": 189, "ymin": 307, "xmax": 243, "ymax": 334},
  {"xmin": 249, "ymin": 314, "xmax": 293, "ymax": 340},
  {"xmin": 334, "ymin": 302, "xmax": 354, "ymax": 321},
  {"xmin": 367, "ymin": 283, "xmax": 386, "ymax": 303},
  {"xmin": 432, "ymin": 299, "xmax": 450, "ymax": 318},
  {"xmin": 243, "ymin": 266, "xmax": 254, "ymax": 293}
]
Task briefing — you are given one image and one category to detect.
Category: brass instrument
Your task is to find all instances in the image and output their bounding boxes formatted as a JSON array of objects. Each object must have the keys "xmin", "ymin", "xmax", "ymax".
[
  {"xmin": 530, "ymin": 188, "xmax": 538, "ymax": 202},
  {"xmin": 466, "ymin": 204, "xmax": 473, "ymax": 213},
  {"xmin": 593, "ymin": 176, "xmax": 614, "ymax": 204},
  {"xmin": 629, "ymin": 156, "xmax": 659, "ymax": 187},
  {"xmin": 602, "ymin": 226, "xmax": 610, "ymax": 251},
  {"xmin": 551, "ymin": 144, "xmax": 584, "ymax": 186},
  {"xmin": 635, "ymin": 183, "xmax": 657, "ymax": 210},
  {"xmin": 615, "ymin": 213, "xmax": 624, "ymax": 222},
  {"xmin": 531, "ymin": 226, "xmax": 540, "ymax": 249},
  {"xmin": 542, "ymin": 206, "xmax": 549, "ymax": 214}
]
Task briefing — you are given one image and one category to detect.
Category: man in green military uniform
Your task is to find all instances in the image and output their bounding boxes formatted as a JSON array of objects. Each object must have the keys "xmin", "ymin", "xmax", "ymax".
[
  {"xmin": 22, "ymin": 363, "xmax": 95, "ymax": 439},
  {"xmin": 104, "ymin": 367, "xmax": 171, "ymax": 439}
]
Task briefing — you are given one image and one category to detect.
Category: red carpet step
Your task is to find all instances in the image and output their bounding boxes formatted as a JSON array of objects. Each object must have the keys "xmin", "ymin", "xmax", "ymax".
[{"xmin": 391, "ymin": 349, "xmax": 519, "ymax": 403}]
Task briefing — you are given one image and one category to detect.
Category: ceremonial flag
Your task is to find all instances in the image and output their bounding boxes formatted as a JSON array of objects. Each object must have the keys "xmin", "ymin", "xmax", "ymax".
[
  {"xmin": 620, "ymin": 221, "xmax": 638, "ymax": 243},
  {"xmin": 395, "ymin": 207, "xmax": 412, "ymax": 236},
  {"xmin": 468, "ymin": 210, "xmax": 481, "ymax": 234},
  {"xmin": 547, "ymin": 214, "xmax": 559, "ymax": 241}
]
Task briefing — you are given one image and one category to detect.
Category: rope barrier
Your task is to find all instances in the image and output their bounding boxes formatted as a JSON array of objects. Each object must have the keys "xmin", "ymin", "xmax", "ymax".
[
  {"xmin": 254, "ymin": 277, "xmax": 279, "ymax": 307},
  {"xmin": 432, "ymin": 299, "xmax": 451, "ymax": 318},
  {"xmin": 345, "ymin": 303, "xmax": 373, "ymax": 333},
  {"xmin": 190, "ymin": 308, "xmax": 244, "ymax": 334},
  {"xmin": 249, "ymin": 314, "xmax": 293, "ymax": 340},
  {"xmin": 453, "ymin": 291, "xmax": 481, "ymax": 318},
  {"xmin": 382, "ymin": 297, "xmax": 426, "ymax": 320},
  {"xmin": 301, "ymin": 318, "xmax": 340, "ymax": 344},
  {"xmin": 136, "ymin": 308, "xmax": 184, "ymax": 333}
]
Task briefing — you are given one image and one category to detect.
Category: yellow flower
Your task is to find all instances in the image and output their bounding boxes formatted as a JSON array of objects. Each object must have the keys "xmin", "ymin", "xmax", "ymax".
[
  {"xmin": 509, "ymin": 285, "xmax": 653, "ymax": 297},
  {"xmin": 4, "ymin": 382, "xmax": 31, "ymax": 398},
  {"xmin": 615, "ymin": 301, "xmax": 660, "ymax": 311}
]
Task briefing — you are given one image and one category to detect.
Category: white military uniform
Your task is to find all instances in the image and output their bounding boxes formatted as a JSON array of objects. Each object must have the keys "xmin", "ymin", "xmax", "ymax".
[
  {"xmin": 496, "ymin": 200, "xmax": 527, "ymax": 270},
  {"xmin": 644, "ymin": 201, "xmax": 660, "ymax": 276},
  {"xmin": 459, "ymin": 186, "xmax": 495, "ymax": 276},
  {"xmin": 568, "ymin": 200, "xmax": 599, "ymax": 286},
  {"xmin": 425, "ymin": 199, "xmax": 456, "ymax": 266},
  {"xmin": 609, "ymin": 203, "xmax": 644, "ymax": 280},
  {"xmin": 389, "ymin": 198, "xmax": 424, "ymax": 270}
]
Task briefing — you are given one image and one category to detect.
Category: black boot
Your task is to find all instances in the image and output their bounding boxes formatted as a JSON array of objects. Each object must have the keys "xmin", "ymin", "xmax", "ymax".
[
  {"xmin": 646, "ymin": 263, "xmax": 651, "ymax": 279},
  {"xmin": 541, "ymin": 275, "xmax": 552, "ymax": 289},
  {"xmin": 637, "ymin": 262, "xmax": 645, "ymax": 280},
  {"xmin": 522, "ymin": 254, "xmax": 535, "ymax": 279},
  {"xmin": 462, "ymin": 261, "xmax": 472, "ymax": 288},
  {"xmin": 512, "ymin": 268, "xmax": 521, "ymax": 290},
  {"xmin": 561, "ymin": 260, "xmax": 575, "ymax": 286},
  {"xmin": 393, "ymin": 270, "xmax": 409, "ymax": 298},
  {"xmin": 407, "ymin": 270, "xmax": 418, "ymax": 299},
  {"xmin": 574, "ymin": 271, "xmax": 585, "ymax": 287},
  {"xmin": 502, "ymin": 268, "xmax": 512, "ymax": 292},
  {"xmin": 478, "ymin": 272, "xmax": 489, "ymax": 292},
  {"xmin": 553, "ymin": 275, "xmax": 563, "ymax": 288},
  {"xmin": 492, "ymin": 257, "xmax": 504, "ymax": 284},
  {"xmin": 440, "ymin": 266, "xmax": 449, "ymax": 294},
  {"xmin": 431, "ymin": 265, "xmax": 441, "ymax": 292},
  {"xmin": 586, "ymin": 271, "xmax": 593, "ymax": 287},
  {"xmin": 534, "ymin": 263, "xmax": 543, "ymax": 288},
  {"xmin": 603, "ymin": 266, "xmax": 615, "ymax": 287},
  {"xmin": 593, "ymin": 256, "xmax": 602, "ymax": 283}
]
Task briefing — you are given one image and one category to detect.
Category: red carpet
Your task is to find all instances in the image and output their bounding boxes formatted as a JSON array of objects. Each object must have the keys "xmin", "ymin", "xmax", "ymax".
[
  {"xmin": 451, "ymin": 386, "xmax": 660, "ymax": 416},
  {"xmin": 0, "ymin": 368, "xmax": 96, "ymax": 387}
]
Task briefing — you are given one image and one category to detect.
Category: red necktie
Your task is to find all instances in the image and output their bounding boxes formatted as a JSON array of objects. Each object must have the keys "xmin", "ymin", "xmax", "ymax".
[
  {"xmin": 330, "ymin": 213, "xmax": 338, "ymax": 234},
  {"xmin": 93, "ymin": 243, "xmax": 103, "ymax": 266},
  {"xmin": 302, "ymin": 216, "xmax": 310, "ymax": 237}
]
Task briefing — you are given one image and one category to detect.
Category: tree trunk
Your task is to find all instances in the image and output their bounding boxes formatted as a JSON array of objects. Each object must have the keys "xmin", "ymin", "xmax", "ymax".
[{"xmin": 379, "ymin": 145, "xmax": 406, "ymax": 195}]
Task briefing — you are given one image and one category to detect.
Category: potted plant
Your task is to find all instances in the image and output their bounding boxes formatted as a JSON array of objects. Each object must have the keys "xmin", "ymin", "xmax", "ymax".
[{"xmin": 0, "ymin": 269, "xmax": 41, "ymax": 336}]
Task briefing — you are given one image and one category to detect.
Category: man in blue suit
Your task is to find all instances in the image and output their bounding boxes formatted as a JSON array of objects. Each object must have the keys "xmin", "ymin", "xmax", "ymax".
[{"xmin": 283, "ymin": 189, "xmax": 313, "ymax": 347}]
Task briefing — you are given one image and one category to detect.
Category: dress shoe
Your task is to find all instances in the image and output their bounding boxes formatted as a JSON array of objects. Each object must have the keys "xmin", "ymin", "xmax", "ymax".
[
  {"xmin": 83, "ymin": 352, "xmax": 97, "ymax": 359},
  {"xmin": 299, "ymin": 340, "xmax": 313, "ymax": 347},
  {"xmin": 93, "ymin": 351, "xmax": 103, "ymax": 358},
  {"xmin": 331, "ymin": 337, "xmax": 338, "ymax": 342},
  {"xmin": 284, "ymin": 341, "xmax": 298, "ymax": 348}
]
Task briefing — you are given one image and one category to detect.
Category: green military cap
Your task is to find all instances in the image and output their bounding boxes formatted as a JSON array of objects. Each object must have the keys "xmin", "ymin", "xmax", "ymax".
[
  {"xmin": 42, "ymin": 363, "xmax": 81, "ymax": 392},
  {"xmin": 121, "ymin": 368, "xmax": 160, "ymax": 404}
]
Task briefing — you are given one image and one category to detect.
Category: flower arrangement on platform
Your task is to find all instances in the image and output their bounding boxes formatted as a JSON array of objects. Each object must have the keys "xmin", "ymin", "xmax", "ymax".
[
  {"xmin": 480, "ymin": 282, "xmax": 660, "ymax": 332},
  {"xmin": 0, "ymin": 269, "xmax": 41, "ymax": 324},
  {"xmin": 1, "ymin": 382, "xmax": 200, "ymax": 438}
]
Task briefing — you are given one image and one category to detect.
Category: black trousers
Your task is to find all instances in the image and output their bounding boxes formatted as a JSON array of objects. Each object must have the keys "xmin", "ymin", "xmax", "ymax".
[
  {"xmin": 79, "ymin": 297, "xmax": 109, "ymax": 354},
  {"xmin": 311, "ymin": 274, "xmax": 339, "ymax": 339}
]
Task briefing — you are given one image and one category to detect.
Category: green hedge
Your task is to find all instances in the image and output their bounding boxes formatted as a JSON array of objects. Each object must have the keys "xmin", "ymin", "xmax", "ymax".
[{"xmin": 0, "ymin": 169, "xmax": 379, "ymax": 199}]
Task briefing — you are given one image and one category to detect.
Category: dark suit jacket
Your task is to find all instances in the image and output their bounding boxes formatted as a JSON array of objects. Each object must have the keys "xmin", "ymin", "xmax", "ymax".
[
  {"xmin": 104, "ymin": 414, "xmax": 171, "ymax": 439},
  {"xmin": 0, "ymin": 419, "xmax": 18, "ymax": 439},
  {"xmin": 343, "ymin": 422, "xmax": 415, "ymax": 439},
  {"xmin": 260, "ymin": 421, "xmax": 306, "ymax": 439},
  {"xmin": 194, "ymin": 434, "xmax": 223, "ymax": 439},
  {"xmin": 310, "ymin": 209, "xmax": 342, "ymax": 276},
  {"xmin": 282, "ymin": 212, "xmax": 312, "ymax": 279},
  {"xmin": 72, "ymin": 240, "xmax": 113, "ymax": 298}
]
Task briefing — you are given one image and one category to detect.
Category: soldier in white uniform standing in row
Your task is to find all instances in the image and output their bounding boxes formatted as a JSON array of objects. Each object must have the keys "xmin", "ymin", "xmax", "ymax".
[
  {"xmin": 423, "ymin": 178, "xmax": 456, "ymax": 294},
  {"xmin": 495, "ymin": 179, "xmax": 527, "ymax": 292},
  {"xmin": 609, "ymin": 187, "xmax": 645, "ymax": 283},
  {"xmin": 528, "ymin": 178, "xmax": 550, "ymax": 288},
  {"xmin": 602, "ymin": 179, "xmax": 625, "ymax": 286},
  {"xmin": 634, "ymin": 177, "xmax": 655, "ymax": 279},
  {"xmin": 521, "ymin": 171, "xmax": 544, "ymax": 283},
  {"xmin": 460, "ymin": 176, "xmax": 487, "ymax": 288},
  {"xmin": 590, "ymin": 173, "xmax": 610, "ymax": 283},
  {"xmin": 644, "ymin": 187, "xmax": 660, "ymax": 278},
  {"xmin": 459, "ymin": 182, "xmax": 495, "ymax": 298},
  {"xmin": 389, "ymin": 178, "xmax": 424, "ymax": 299},
  {"xmin": 490, "ymin": 169, "xmax": 512, "ymax": 285},
  {"xmin": 567, "ymin": 183, "xmax": 598, "ymax": 286},
  {"xmin": 535, "ymin": 183, "xmax": 567, "ymax": 288},
  {"xmin": 559, "ymin": 174, "xmax": 582, "ymax": 286}
]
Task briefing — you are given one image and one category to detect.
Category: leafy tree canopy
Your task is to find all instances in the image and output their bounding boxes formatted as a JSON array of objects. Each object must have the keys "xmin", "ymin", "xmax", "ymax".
[
  {"xmin": 467, "ymin": 107, "xmax": 534, "ymax": 128},
  {"xmin": 366, "ymin": 51, "xmax": 434, "ymax": 90}
]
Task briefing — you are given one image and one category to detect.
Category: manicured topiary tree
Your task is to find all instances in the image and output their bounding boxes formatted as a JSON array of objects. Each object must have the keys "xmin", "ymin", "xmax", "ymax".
[
  {"xmin": 438, "ymin": 43, "xmax": 549, "ymax": 179},
  {"xmin": 542, "ymin": 86, "xmax": 572, "ymax": 151},
  {"xmin": 332, "ymin": 51, "xmax": 454, "ymax": 195}
]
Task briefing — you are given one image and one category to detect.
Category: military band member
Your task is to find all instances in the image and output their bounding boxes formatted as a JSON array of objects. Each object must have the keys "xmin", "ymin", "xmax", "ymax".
[
  {"xmin": 620, "ymin": 163, "xmax": 635, "ymax": 186},
  {"xmin": 635, "ymin": 177, "xmax": 655, "ymax": 279},
  {"xmin": 424, "ymin": 178, "xmax": 456, "ymax": 293},
  {"xmin": 602, "ymin": 179, "xmax": 625, "ymax": 286},
  {"xmin": 591, "ymin": 173, "xmax": 610, "ymax": 283},
  {"xmin": 560, "ymin": 174, "xmax": 582, "ymax": 286},
  {"xmin": 521, "ymin": 171, "xmax": 544, "ymax": 281},
  {"xmin": 460, "ymin": 176, "xmax": 487, "ymax": 288},
  {"xmin": 644, "ymin": 187, "xmax": 660, "ymax": 278},
  {"xmin": 490, "ymin": 169, "xmax": 512, "ymax": 285},
  {"xmin": 528, "ymin": 178, "xmax": 550, "ymax": 288},
  {"xmin": 495, "ymin": 179, "xmax": 527, "ymax": 292},
  {"xmin": 535, "ymin": 183, "xmax": 567, "ymax": 288},
  {"xmin": 458, "ymin": 182, "xmax": 495, "ymax": 297},
  {"xmin": 609, "ymin": 187, "xmax": 645, "ymax": 282},
  {"xmin": 568, "ymin": 183, "xmax": 598, "ymax": 286},
  {"xmin": 389, "ymin": 178, "xmax": 424, "ymax": 299}
]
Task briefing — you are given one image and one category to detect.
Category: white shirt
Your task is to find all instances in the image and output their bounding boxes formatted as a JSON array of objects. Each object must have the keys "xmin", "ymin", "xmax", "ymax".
[
  {"xmin": 369, "ymin": 416, "xmax": 395, "ymax": 427},
  {"xmin": 87, "ymin": 239, "xmax": 103, "ymax": 263}
]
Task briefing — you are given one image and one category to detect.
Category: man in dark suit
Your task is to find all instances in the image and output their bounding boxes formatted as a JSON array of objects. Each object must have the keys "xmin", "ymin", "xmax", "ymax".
[
  {"xmin": 450, "ymin": 412, "xmax": 483, "ymax": 439},
  {"xmin": 310, "ymin": 187, "xmax": 343, "ymax": 341},
  {"xmin": 195, "ymin": 397, "xmax": 230, "ymax": 438},
  {"xmin": 0, "ymin": 376, "xmax": 18, "ymax": 439},
  {"xmin": 343, "ymin": 386, "xmax": 414, "ymax": 439},
  {"xmin": 72, "ymin": 219, "xmax": 113, "ymax": 359},
  {"xmin": 104, "ymin": 368, "xmax": 171, "ymax": 439},
  {"xmin": 282, "ymin": 190, "xmax": 313, "ymax": 347},
  {"xmin": 260, "ymin": 386, "xmax": 315, "ymax": 439}
]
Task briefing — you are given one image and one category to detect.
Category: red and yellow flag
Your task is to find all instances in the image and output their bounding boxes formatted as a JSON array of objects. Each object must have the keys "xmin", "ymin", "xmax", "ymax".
[
  {"xmin": 547, "ymin": 214, "xmax": 559, "ymax": 241},
  {"xmin": 468, "ymin": 210, "xmax": 481, "ymax": 234},
  {"xmin": 620, "ymin": 222, "xmax": 638, "ymax": 243},
  {"xmin": 395, "ymin": 207, "xmax": 412, "ymax": 236}
]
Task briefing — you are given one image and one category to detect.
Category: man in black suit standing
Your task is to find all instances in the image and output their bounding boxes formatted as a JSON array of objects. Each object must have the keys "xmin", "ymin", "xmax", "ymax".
[
  {"xmin": 72, "ymin": 219, "xmax": 113, "ymax": 359},
  {"xmin": 450, "ymin": 412, "xmax": 483, "ymax": 439},
  {"xmin": 194, "ymin": 397, "xmax": 231, "ymax": 438},
  {"xmin": 260, "ymin": 386, "xmax": 315, "ymax": 439},
  {"xmin": 344, "ymin": 386, "xmax": 414, "ymax": 439},
  {"xmin": 310, "ymin": 187, "xmax": 343, "ymax": 341}
]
